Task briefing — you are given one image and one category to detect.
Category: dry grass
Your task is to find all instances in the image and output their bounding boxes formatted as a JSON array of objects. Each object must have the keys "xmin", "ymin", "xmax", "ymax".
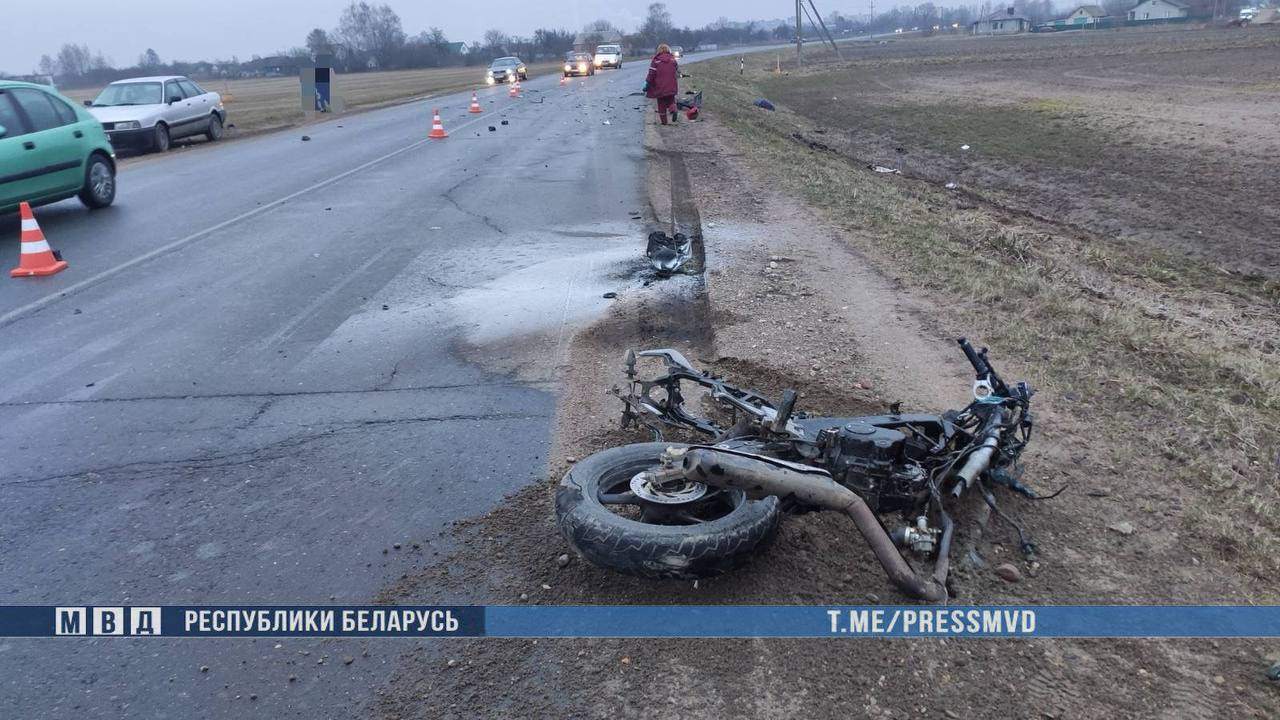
[
  {"xmin": 692, "ymin": 43, "xmax": 1280, "ymax": 577},
  {"xmin": 63, "ymin": 62, "xmax": 562, "ymax": 136}
]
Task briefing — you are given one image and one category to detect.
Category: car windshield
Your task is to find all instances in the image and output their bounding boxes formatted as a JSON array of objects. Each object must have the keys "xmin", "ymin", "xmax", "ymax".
[
  {"xmin": 490, "ymin": 59, "xmax": 519, "ymax": 69},
  {"xmin": 598, "ymin": 46, "xmax": 621, "ymax": 54},
  {"xmin": 93, "ymin": 82, "xmax": 163, "ymax": 106},
  {"xmin": 567, "ymin": 53, "xmax": 590, "ymax": 61}
]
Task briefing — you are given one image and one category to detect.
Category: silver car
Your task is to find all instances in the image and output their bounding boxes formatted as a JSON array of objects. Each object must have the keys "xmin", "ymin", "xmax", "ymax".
[{"xmin": 86, "ymin": 75, "xmax": 226, "ymax": 153}]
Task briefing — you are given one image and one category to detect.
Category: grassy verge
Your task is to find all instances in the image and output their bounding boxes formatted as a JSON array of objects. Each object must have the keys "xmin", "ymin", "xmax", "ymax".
[
  {"xmin": 63, "ymin": 62, "xmax": 563, "ymax": 136},
  {"xmin": 693, "ymin": 53, "xmax": 1280, "ymax": 578}
]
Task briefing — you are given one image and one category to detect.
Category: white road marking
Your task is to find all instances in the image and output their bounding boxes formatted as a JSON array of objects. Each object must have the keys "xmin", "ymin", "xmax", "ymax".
[{"xmin": 0, "ymin": 108, "xmax": 497, "ymax": 329}]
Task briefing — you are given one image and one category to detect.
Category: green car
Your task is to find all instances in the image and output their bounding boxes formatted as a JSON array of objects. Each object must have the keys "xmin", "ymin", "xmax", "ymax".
[{"xmin": 0, "ymin": 80, "xmax": 117, "ymax": 214}]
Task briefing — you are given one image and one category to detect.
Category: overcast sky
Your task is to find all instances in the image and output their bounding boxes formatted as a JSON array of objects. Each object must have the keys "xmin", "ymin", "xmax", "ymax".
[{"xmin": 1, "ymin": 0, "xmax": 839, "ymax": 74}]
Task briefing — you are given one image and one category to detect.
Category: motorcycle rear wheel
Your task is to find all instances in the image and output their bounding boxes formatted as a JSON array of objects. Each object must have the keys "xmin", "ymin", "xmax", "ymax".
[{"xmin": 555, "ymin": 442, "xmax": 781, "ymax": 579}]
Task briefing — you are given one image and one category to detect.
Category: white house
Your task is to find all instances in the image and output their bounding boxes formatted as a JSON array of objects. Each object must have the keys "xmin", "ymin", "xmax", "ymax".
[
  {"xmin": 971, "ymin": 7, "xmax": 1032, "ymax": 34},
  {"xmin": 1064, "ymin": 5, "xmax": 1108, "ymax": 23},
  {"xmin": 1127, "ymin": 0, "xmax": 1189, "ymax": 21}
]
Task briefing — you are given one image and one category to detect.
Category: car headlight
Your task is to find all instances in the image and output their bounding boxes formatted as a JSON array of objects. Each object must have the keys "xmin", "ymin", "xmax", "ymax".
[
  {"xmin": 579, "ymin": 63, "xmax": 587, "ymax": 71},
  {"xmin": 114, "ymin": 121, "xmax": 141, "ymax": 130},
  {"xmin": 565, "ymin": 64, "xmax": 572, "ymax": 71},
  {"xmin": 486, "ymin": 76, "xmax": 495, "ymax": 85}
]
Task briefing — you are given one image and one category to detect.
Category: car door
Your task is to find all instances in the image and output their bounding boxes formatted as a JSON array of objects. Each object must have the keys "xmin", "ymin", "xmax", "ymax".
[
  {"xmin": 162, "ymin": 79, "xmax": 196, "ymax": 138},
  {"xmin": 4, "ymin": 87, "xmax": 83, "ymax": 201},
  {"xmin": 178, "ymin": 79, "xmax": 211, "ymax": 132},
  {"xmin": 0, "ymin": 90, "xmax": 38, "ymax": 209}
]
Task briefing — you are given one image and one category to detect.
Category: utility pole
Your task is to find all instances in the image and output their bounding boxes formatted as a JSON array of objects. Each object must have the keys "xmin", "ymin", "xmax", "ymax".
[{"xmin": 796, "ymin": 0, "xmax": 803, "ymax": 67}]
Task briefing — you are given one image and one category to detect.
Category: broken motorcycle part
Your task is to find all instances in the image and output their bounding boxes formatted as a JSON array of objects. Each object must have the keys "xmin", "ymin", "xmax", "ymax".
[
  {"xmin": 646, "ymin": 232, "xmax": 693, "ymax": 275},
  {"xmin": 555, "ymin": 443, "xmax": 780, "ymax": 579},
  {"xmin": 557, "ymin": 339, "xmax": 1043, "ymax": 600}
]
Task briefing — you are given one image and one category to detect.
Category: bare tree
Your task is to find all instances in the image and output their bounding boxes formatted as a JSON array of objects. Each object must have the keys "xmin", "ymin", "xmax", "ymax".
[
  {"xmin": 641, "ymin": 2, "xmax": 674, "ymax": 42},
  {"xmin": 55, "ymin": 44, "xmax": 92, "ymax": 78},
  {"xmin": 336, "ymin": 2, "xmax": 406, "ymax": 69},
  {"xmin": 139, "ymin": 48, "xmax": 161, "ymax": 69},
  {"xmin": 306, "ymin": 28, "xmax": 333, "ymax": 56},
  {"xmin": 483, "ymin": 29, "xmax": 511, "ymax": 52}
]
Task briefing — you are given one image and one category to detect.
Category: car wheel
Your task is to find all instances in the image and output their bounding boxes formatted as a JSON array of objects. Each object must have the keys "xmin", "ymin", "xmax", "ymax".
[
  {"xmin": 153, "ymin": 123, "xmax": 170, "ymax": 153},
  {"xmin": 205, "ymin": 114, "xmax": 224, "ymax": 142},
  {"xmin": 78, "ymin": 153, "xmax": 116, "ymax": 210}
]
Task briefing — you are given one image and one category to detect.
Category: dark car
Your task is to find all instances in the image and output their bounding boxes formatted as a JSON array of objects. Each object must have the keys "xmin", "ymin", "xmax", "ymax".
[
  {"xmin": 563, "ymin": 52, "xmax": 596, "ymax": 78},
  {"xmin": 486, "ymin": 57, "xmax": 527, "ymax": 85}
]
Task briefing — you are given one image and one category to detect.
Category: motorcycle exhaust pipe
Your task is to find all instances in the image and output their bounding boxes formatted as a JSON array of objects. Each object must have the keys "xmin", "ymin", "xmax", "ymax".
[{"xmin": 680, "ymin": 447, "xmax": 949, "ymax": 602}]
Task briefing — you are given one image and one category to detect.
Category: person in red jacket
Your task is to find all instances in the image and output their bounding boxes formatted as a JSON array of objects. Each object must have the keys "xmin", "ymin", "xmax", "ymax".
[{"xmin": 645, "ymin": 43, "xmax": 680, "ymax": 125}]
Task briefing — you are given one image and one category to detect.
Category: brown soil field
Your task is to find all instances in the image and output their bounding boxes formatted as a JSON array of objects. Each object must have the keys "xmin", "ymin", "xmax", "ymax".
[{"xmin": 758, "ymin": 27, "xmax": 1280, "ymax": 278}]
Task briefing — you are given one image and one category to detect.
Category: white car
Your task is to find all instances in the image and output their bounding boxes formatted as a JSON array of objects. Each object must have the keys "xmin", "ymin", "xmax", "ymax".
[
  {"xmin": 593, "ymin": 45, "xmax": 623, "ymax": 70},
  {"xmin": 86, "ymin": 75, "xmax": 226, "ymax": 153}
]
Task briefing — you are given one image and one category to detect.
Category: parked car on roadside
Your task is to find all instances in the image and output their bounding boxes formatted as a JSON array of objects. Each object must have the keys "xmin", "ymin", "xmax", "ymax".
[
  {"xmin": 486, "ymin": 57, "xmax": 528, "ymax": 85},
  {"xmin": 0, "ymin": 80, "xmax": 117, "ymax": 214},
  {"xmin": 564, "ymin": 51, "xmax": 596, "ymax": 77},
  {"xmin": 86, "ymin": 75, "xmax": 226, "ymax": 154},
  {"xmin": 594, "ymin": 44, "xmax": 624, "ymax": 69}
]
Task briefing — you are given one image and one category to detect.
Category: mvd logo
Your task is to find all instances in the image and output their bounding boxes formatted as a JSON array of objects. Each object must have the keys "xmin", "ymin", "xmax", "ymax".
[{"xmin": 55, "ymin": 607, "xmax": 162, "ymax": 636}]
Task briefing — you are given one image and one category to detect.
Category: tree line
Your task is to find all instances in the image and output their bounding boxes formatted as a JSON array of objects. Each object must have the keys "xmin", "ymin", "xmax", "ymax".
[{"xmin": 13, "ymin": 0, "xmax": 1223, "ymax": 89}]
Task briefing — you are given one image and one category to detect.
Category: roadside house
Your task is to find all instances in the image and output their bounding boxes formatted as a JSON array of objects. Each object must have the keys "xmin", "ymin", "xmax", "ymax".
[
  {"xmin": 247, "ymin": 55, "xmax": 302, "ymax": 77},
  {"xmin": 971, "ymin": 7, "xmax": 1032, "ymax": 34},
  {"xmin": 1064, "ymin": 5, "xmax": 1108, "ymax": 24},
  {"xmin": 445, "ymin": 42, "xmax": 469, "ymax": 56},
  {"xmin": 1127, "ymin": 0, "xmax": 1189, "ymax": 21}
]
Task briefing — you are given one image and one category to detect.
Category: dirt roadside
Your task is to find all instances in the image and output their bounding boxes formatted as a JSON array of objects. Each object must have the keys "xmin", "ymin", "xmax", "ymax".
[{"xmin": 372, "ymin": 83, "xmax": 1277, "ymax": 716}]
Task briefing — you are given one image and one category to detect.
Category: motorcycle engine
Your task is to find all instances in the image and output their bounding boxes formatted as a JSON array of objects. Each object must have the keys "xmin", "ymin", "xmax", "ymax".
[{"xmin": 821, "ymin": 421, "xmax": 929, "ymax": 512}]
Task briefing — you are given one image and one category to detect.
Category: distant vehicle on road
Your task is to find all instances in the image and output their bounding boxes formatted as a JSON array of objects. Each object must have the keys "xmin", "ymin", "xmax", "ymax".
[
  {"xmin": 564, "ymin": 51, "xmax": 596, "ymax": 77},
  {"xmin": 86, "ymin": 76, "xmax": 226, "ymax": 154},
  {"xmin": 670, "ymin": 46, "xmax": 684, "ymax": 60},
  {"xmin": 594, "ymin": 44, "xmax": 624, "ymax": 69},
  {"xmin": 0, "ymin": 80, "xmax": 117, "ymax": 214},
  {"xmin": 486, "ymin": 57, "xmax": 528, "ymax": 85}
]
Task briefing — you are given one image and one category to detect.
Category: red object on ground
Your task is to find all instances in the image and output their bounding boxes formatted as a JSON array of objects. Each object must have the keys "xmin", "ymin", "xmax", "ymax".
[{"xmin": 469, "ymin": 92, "xmax": 483, "ymax": 113}]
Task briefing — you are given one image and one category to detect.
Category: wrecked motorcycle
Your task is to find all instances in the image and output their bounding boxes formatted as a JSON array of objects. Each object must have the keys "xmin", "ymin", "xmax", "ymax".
[{"xmin": 555, "ymin": 339, "xmax": 1039, "ymax": 601}]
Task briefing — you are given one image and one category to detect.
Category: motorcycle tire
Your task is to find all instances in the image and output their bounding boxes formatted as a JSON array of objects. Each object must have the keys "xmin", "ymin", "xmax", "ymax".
[{"xmin": 556, "ymin": 442, "xmax": 781, "ymax": 579}]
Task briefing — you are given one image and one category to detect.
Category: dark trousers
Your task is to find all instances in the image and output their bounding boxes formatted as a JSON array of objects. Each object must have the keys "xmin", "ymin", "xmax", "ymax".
[{"xmin": 656, "ymin": 95, "xmax": 676, "ymax": 124}]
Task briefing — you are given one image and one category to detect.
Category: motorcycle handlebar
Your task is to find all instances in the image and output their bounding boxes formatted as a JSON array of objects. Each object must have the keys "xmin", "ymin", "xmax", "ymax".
[{"xmin": 957, "ymin": 337, "xmax": 1009, "ymax": 396}]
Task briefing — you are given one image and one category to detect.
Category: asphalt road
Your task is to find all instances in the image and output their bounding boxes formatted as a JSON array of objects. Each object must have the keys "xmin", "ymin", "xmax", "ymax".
[{"xmin": 0, "ymin": 59, "xmax": 663, "ymax": 718}]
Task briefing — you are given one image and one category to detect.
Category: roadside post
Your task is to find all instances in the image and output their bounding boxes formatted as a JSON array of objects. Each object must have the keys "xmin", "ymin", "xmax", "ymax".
[{"xmin": 301, "ymin": 53, "xmax": 344, "ymax": 114}]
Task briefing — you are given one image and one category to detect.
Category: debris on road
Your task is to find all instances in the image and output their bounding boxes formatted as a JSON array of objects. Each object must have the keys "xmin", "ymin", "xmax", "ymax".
[
  {"xmin": 646, "ymin": 231, "xmax": 693, "ymax": 276},
  {"xmin": 1108, "ymin": 521, "xmax": 1136, "ymax": 536},
  {"xmin": 301, "ymin": 135, "xmax": 311, "ymax": 141},
  {"xmin": 870, "ymin": 165, "xmax": 901, "ymax": 174},
  {"xmin": 753, "ymin": 99, "xmax": 775, "ymax": 111}
]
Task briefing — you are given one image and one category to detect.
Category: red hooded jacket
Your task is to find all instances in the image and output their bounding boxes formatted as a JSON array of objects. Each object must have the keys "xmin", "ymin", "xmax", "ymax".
[{"xmin": 645, "ymin": 51, "xmax": 679, "ymax": 99}]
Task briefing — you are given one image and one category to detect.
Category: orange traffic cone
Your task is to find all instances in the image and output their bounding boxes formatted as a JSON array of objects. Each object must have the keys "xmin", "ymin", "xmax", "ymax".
[
  {"xmin": 508, "ymin": 81, "xmax": 520, "ymax": 98},
  {"xmin": 469, "ymin": 91, "xmax": 483, "ymax": 113},
  {"xmin": 559, "ymin": 75, "xmax": 568, "ymax": 87},
  {"xmin": 10, "ymin": 202, "xmax": 67, "ymax": 278},
  {"xmin": 428, "ymin": 109, "xmax": 448, "ymax": 139}
]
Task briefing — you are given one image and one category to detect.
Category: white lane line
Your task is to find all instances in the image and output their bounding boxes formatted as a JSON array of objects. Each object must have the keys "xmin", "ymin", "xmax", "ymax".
[{"xmin": 0, "ymin": 108, "xmax": 499, "ymax": 329}]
